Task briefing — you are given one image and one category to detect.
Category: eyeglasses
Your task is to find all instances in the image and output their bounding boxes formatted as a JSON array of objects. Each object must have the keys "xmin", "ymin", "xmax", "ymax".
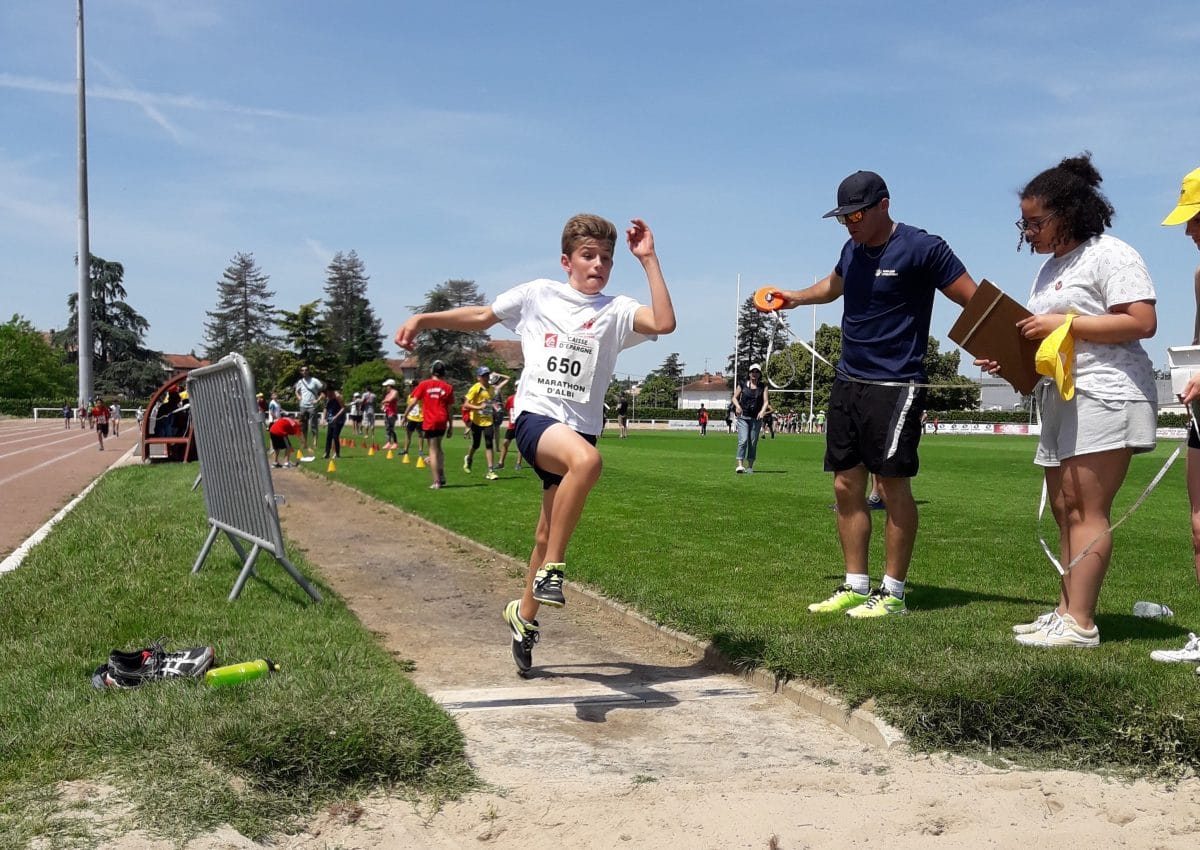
[
  {"xmin": 836, "ymin": 204, "xmax": 875, "ymax": 226},
  {"xmin": 1016, "ymin": 211, "xmax": 1056, "ymax": 234}
]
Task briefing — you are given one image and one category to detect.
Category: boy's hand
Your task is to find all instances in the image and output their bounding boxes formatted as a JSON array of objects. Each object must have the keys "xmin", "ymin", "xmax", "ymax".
[
  {"xmin": 394, "ymin": 316, "xmax": 421, "ymax": 350},
  {"xmin": 626, "ymin": 218, "xmax": 656, "ymax": 260}
]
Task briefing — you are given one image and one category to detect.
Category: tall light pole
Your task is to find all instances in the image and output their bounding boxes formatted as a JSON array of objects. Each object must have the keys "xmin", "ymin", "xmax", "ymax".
[{"xmin": 76, "ymin": 0, "xmax": 93, "ymax": 407}]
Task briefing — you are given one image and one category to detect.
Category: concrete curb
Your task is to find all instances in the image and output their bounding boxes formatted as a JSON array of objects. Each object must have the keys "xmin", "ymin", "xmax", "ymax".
[{"xmin": 298, "ymin": 470, "xmax": 907, "ymax": 751}]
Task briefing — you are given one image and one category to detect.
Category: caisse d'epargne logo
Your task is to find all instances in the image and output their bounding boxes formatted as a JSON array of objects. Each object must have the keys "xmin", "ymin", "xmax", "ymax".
[{"xmin": 544, "ymin": 333, "xmax": 558, "ymax": 348}]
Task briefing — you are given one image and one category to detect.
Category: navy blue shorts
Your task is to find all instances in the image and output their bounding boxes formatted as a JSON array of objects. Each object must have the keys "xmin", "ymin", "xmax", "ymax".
[{"xmin": 514, "ymin": 412, "xmax": 597, "ymax": 490}]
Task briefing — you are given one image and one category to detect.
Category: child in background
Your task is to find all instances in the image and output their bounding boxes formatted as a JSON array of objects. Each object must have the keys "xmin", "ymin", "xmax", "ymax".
[{"xmin": 406, "ymin": 360, "xmax": 454, "ymax": 489}]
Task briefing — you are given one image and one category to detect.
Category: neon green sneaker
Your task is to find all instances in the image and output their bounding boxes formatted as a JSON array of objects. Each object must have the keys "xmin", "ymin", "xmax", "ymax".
[
  {"xmin": 807, "ymin": 583, "xmax": 869, "ymax": 614},
  {"xmin": 846, "ymin": 587, "xmax": 908, "ymax": 618}
]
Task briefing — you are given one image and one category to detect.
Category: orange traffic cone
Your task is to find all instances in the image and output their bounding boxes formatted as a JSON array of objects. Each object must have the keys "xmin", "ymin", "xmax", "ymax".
[
  {"xmin": 327, "ymin": 459, "xmax": 337, "ymax": 473},
  {"xmin": 415, "ymin": 455, "xmax": 426, "ymax": 469},
  {"xmin": 386, "ymin": 449, "xmax": 394, "ymax": 460}
]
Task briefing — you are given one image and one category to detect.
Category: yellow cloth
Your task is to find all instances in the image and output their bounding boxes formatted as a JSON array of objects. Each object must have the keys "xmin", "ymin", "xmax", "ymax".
[
  {"xmin": 465, "ymin": 382, "xmax": 493, "ymax": 427},
  {"xmin": 1035, "ymin": 314, "xmax": 1076, "ymax": 401}
]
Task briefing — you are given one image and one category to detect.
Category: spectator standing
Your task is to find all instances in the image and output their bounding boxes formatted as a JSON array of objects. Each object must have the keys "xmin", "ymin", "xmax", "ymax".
[
  {"xmin": 978, "ymin": 154, "xmax": 1156, "ymax": 648},
  {"xmin": 464, "ymin": 366, "xmax": 506, "ymax": 479},
  {"xmin": 381, "ymin": 378, "xmax": 402, "ymax": 450},
  {"xmin": 348, "ymin": 392, "xmax": 362, "ymax": 435},
  {"xmin": 733, "ymin": 364, "xmax": 768, "ymax": 473},
  {"xmin": 294, "ymin": 365, "xmax": 323, "ymax": 457},
  {"xmin": 267, "ymin": 391, "xmax": 283, "ymax": 424},
  {"xmin": 767, "ymin": 169, "xmax": 978, "ymax": 618},
  {"xmin": 62, "ymin": 404, "xmax": 72, "ymax": 429},
  {"xmin": 360, "ymin": 386, "xmax": 377, "ymax": 441},
  {"xmin": 322, "ymin": 385, "xmax": 347, "ymax": 460},
  {"xmin": 698, "ymin": 403, "xmax": 709, "ymax": 436},
  {"xmin": 400, "ymin": 391, "xmax": 427, "ymax": 461},
  {"xmin": 617, "ymin": 392, "xmax": 630, "ymax": 438}
]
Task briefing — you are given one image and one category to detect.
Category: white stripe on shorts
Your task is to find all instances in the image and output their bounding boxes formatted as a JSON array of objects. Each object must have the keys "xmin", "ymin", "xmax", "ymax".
[{"xmin": 886, "ymin": 384, "xmax": 917, "ymax": 460}]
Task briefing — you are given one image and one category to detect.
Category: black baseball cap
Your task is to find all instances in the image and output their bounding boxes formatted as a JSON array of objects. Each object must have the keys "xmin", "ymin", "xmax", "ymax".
[{"xmin": 822, "ymin": 171, "xmax": 889, "ymax": 218}]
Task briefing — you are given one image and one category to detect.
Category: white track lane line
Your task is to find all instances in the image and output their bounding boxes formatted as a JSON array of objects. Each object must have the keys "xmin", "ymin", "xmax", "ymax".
[
  {"xmin": 0, "ymin": 432, "xmax": 100, "ymax": 458},
  {"xmin": 0, "ymin": 444, "xmax": 137, "ymax": 575}
]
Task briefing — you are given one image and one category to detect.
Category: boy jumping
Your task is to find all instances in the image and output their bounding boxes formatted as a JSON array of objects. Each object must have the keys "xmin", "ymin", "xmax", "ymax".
[{"xmin": 394, "ymin": 214, "xmax": 675, "ymax": 675}]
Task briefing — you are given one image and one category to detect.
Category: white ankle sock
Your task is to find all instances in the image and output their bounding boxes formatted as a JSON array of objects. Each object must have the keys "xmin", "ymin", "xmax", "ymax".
[
  {"xmin": 882, "ymin": 575, "xmax": 905, "ymax": 599},
  {"xmin": 846, "ymin": 573, "xmax": 870, "ymax": 595}
]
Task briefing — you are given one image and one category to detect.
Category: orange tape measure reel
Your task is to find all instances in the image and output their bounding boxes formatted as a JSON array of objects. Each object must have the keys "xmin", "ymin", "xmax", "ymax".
[{"xmin": 753, "ymin": 287, "xmax": 785, "ymax": 313}]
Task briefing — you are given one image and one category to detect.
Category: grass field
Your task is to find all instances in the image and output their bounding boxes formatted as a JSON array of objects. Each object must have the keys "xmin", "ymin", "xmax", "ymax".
[
  {"xmin": 0, "ymin": 463, "xmax": 473, "ymax": 848},
  {"xmin": 322, "ymin": 428, "xmax": 1200, "ymax": 776}
]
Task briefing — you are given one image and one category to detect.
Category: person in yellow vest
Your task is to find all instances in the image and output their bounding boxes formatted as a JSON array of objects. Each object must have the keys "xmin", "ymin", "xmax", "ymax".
[{"xmin": 463, "ymin": 366, "xmax": 509, "ymax": 480}]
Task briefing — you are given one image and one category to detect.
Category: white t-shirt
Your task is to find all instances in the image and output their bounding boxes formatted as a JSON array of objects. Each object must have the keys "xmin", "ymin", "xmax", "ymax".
[
  {"xmin": 492, "ymin": 279, "xmax": 653, "ymax": 434},
  {"xmin": 1026, "ymin": 234, "xmax": 1156, "ymax": 402}
]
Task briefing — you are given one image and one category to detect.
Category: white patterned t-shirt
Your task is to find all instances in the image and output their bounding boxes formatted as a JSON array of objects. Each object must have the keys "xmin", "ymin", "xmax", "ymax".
[
  {"xmin": 1026, "ymin": 234, "xmax": 1156, "ymax": 402},
  {"xmin": 492, "ymin": 279, "xmax": 653, "ymax": 435}
]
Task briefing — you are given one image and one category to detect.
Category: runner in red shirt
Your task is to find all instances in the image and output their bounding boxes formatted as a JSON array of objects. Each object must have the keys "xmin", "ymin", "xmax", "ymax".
[
  {"xmin": 498, "ymin": 390, "xmax": 525, "ymax": 470},
  {"xmin": 91, "ymin": 400, "xmax": 111, "ymax": 451},
  {"xmin": 406, "ymin": 360, "xmax": 454, "ymax": 489}
]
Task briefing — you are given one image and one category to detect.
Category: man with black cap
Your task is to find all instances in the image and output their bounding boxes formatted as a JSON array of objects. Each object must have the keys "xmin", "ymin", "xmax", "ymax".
[{"xmin": 766, "ymin": 170, "xmax": 977, "ymax": 619}]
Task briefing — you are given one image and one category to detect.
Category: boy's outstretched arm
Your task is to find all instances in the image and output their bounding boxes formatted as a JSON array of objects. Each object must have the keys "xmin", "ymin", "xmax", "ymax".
[
  {"xmin": 394, "ymin": 305, "xmax": 500, "ymax": 350},
  {"xmin": 628, "ymin": 218, "xmax": 676, "ymax": 336}
]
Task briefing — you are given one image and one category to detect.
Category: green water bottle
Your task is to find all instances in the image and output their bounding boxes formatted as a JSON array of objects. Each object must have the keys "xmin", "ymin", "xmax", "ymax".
[{"xmin": 205, "ymin": 658, "xmax": 279, "ymax": 688}]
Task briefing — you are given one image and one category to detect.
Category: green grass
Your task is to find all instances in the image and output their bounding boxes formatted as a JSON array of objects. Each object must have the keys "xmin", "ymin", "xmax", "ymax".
[
  {"xmin": 325, "ymin": 430, "xmax": 1200, "ymax": 776},
  {"xmin": 0, "ymin": 464, "xmax": 473, "ymax": 849}
]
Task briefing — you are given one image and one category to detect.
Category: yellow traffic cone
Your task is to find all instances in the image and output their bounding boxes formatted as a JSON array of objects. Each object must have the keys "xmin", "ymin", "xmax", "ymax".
[
  {"xmin": 386, "ymin": 449, "xmax": 394, "ymax": 460},
  {"xmin": 416, "ymin": 455, "xmax": 426, "ymax": 469},
  {"xmin": 402, "ymin": 452, "xmax": 410, "ymax": 464},
  {"xmin": 327, "ymin": 459, "xmax": 337, "ymax": 473},
  {"xmin": 368, "ymin": 444, "xmax": 376, "ymax": 457}
]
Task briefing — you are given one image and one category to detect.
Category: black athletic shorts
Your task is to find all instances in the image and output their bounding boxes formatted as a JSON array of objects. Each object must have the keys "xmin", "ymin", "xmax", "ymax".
[
  {"xmin": 514, "ymin": 412, "xmax": 597, "ymax": 490},
  {"xmin": 824, "ymin": 377, "xmax": 926, "ymax": 478},
  {"xmin": 1189, "ymin": 418, "xmax": 1200, "ymax": 450},
  {"xmin": 405, "ymin": 419, "xmax": 422, "ymax": 434}
]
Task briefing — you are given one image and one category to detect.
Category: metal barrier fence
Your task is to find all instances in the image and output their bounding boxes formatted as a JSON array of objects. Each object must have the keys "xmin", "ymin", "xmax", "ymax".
[{"xmin": 186, "ymin": 354, "xmax": 321, "ymax": 603}]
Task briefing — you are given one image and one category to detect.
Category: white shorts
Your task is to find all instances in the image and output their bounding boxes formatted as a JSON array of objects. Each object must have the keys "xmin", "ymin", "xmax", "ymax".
[{"xmin": 1034, "ymin": 382, "xmax": 1157, "ymax": 467}]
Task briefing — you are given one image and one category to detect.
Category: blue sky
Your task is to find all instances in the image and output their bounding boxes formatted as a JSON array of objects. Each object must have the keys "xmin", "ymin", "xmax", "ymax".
[{"xmin": 2, "ymin": 1, "xmax": 1199, "ymax": 383}]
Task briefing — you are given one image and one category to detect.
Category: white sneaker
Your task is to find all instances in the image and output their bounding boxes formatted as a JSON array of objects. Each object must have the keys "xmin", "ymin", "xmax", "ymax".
[
  {"xmin": 735, "ymin": 465, "xmax": 745, "ymax": 474},
  {"xmin": 1014, "ymin": 612, "xmax": 1099, "ymax": 648},
  {"xmin": 1012, "ymin": 610, "xmax": 1058, "ymax": 635},
  {"xmin": 1150, "ymin": 632, "xmax": 1200, "ymax": 663}
]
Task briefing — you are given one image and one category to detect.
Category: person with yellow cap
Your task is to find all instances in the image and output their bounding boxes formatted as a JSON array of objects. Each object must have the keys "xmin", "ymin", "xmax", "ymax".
[
  {"xmin": 1148, "ymin": 167, "xmax": 1200, "ymax": 668},
  {"xmin": 1000, "ymin": 153, "xmax": 1158, "ymax": 649}
]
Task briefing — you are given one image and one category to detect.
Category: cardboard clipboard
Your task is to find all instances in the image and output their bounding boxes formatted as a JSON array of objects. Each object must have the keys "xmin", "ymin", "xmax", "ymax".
[{"xmin": 948, "ymin": 279, "xmax": 1041, "ymax": 395}]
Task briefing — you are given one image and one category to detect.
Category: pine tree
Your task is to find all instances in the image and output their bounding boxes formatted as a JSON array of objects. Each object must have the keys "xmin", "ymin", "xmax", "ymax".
[
  {"xmin": 203, "ymin": 252, "xmax": 278, "ymax": 359},
  {"xmin": 409, "ymin": 279, "xmax": 490, "ymax": 385},
  {"xmin": 727, "ymin": 296, "xmax": 787, "ymax": 378},
  {"xmin": 321, "ymin": 250, "xmax": 384, "ymax": 368}
]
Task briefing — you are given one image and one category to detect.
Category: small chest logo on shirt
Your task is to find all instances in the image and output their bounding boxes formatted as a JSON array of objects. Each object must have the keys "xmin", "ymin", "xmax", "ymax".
[
  {"xmin": 544, "ymin": 333, "xmax": 559, "ymax": 348},
  {"xmin": 875, "ymin": 269, "xmax": 898, "ymax": 277}
]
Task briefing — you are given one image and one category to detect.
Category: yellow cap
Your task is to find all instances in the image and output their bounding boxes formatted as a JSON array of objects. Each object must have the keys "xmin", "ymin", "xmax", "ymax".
[
  {"xmin": 1035, "ymin": 314, "xmax": 1076, "ymax": 401},
  {"xmin": 1162, "ymin": 167, "xmax": 1200, "ymax": 226}
]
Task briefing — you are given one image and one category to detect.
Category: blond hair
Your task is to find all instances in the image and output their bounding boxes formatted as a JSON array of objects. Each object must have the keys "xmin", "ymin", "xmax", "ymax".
[{"xmin": 561, "ymin": 213, "xmax": 617, "ymax": 256}]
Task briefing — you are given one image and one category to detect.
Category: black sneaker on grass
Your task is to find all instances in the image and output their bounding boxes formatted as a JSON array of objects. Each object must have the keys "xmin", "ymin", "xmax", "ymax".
[
  {"xmin": 91, "ymin": 640, "xmax": 215, "ymax": 689},
  {"xmin": 503, "ymin": 600, "xmax": 539, "ymax": 676},
  {"xmin": 532, "ymin": 564, "xmax": 566, "ymax": 607}
]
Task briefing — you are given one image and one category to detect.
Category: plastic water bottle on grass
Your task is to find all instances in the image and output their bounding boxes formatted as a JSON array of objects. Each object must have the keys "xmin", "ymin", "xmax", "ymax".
[
  {"xmin": 205, "ymin": 658, "xmax": 279, "ymax": 687},
  {"xmin": 1132, "ymin": 602, "xmax": 1174, "ymax": 619}
]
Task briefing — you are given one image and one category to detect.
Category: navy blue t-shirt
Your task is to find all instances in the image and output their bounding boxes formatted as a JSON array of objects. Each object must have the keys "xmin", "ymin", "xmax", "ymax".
[{"xmin": 833, "ymin": 222, "xmax": 966, "ymax": 381}]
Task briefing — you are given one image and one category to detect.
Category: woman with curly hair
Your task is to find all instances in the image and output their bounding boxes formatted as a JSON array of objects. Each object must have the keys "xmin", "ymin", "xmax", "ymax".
[{"xmin": 983, "ymin": 152, "xmax": 1158, "ymax": 648}]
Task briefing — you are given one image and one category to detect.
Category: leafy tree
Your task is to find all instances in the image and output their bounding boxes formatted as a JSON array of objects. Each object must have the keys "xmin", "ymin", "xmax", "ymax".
[
  {"xmin": 0, "ymin": 315, "xmax": 75, "ymax": 398},
  {"xmin": 203, "ymin": 252, "xmax": 278, "ymax": 359},
  {"xmin": 277, "ymin": 301, "xmax": 339, "ymax": 390},
  {"xmin": 322, "ymin": 251, "xmax": 384, "ymax": 368},
  {"xmin": 408, "ymin": 279, "xmax": 490, "ymax": 385},
  {"xmin": 344, "ymin": 360, "xmax": 400, "ymax": 396},
  {"xmin": 728, "ymin": 296, "xmax": 788, "ymax": 379},
  {"xmin": 924, "ymin": 339, "xmax": 980, "ymax": 410},
  {"xmin": 637, "ymin": 373, "xmax": 678, "ymax": 408}
]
